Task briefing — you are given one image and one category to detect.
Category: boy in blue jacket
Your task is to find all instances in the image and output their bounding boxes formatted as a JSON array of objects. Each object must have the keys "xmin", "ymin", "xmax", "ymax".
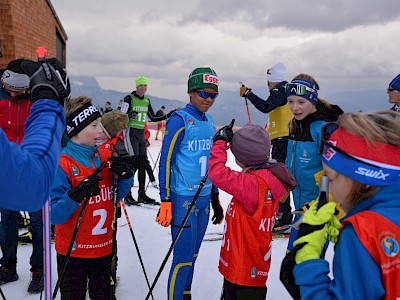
[
  {"xmin": 156, "ymin": 67, "xmax": 223, "ymax": 300},
  {"xmin": 50, "ymin": 96, "xmax": 133, "ymax": 299}
]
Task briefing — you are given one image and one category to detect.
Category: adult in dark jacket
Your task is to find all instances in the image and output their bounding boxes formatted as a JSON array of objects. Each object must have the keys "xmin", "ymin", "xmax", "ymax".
[{"xmin": 240, "ymin": 62, "xmax": 293, "ymax": 229}]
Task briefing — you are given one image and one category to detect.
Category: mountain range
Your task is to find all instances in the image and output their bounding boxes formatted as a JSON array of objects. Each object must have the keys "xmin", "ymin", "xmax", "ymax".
[{"xmin": 70, "ymin": 76, "xmax": 390, "ymax": 126}]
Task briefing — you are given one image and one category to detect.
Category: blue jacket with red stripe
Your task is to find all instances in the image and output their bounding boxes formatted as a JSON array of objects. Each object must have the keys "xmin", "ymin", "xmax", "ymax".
[{"xmin": 293, "ymin": 185, "xmax": 400, "ymax": 300}]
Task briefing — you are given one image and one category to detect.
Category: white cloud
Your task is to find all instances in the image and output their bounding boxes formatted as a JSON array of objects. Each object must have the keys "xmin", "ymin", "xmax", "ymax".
[{"xmin": 51, "ymin": 0, "xmax": 400, "ymax": 100}]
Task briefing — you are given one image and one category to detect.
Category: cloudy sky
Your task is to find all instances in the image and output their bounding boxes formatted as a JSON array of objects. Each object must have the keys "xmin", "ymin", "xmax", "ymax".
[{"xmin": 51, "ymin": 0, "xmax": 400, "ymax": 101}]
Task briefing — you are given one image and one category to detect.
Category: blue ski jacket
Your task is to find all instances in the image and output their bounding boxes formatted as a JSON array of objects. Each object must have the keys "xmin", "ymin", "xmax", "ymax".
[
  {"xmin": 293, "ymin": 185, "xmax": 400, "ymax": 300},
  {"xmin": 50, "ymin": 140, "xmax": 133, "ymax": 224},
  {"xmin": 286, "ymin": 101, "xmax": 342, "ymax": 209},
  {"xmin": 0, "ymin": 99, "xmax": 65, "ymax": 212},
  {"xmin": 159, "ymin": 104, "xmax": 218, "ymax": 201}
]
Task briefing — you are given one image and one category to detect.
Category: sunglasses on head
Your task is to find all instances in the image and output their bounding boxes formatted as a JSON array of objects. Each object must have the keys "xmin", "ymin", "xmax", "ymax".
[
  {"xmin": 387, "ymin": 87, "xmax": 397, "ymax": 93},
  {"xmin": 285, "ymin": 83, "xmax": 316, "ymax": 96},
  {"xmin": 319, "ymin": 122, "xmax": 378, "ymax": 167},
  {"xmin": 196, "ymin": 90, "xmax": 218, "ymax": 100}
]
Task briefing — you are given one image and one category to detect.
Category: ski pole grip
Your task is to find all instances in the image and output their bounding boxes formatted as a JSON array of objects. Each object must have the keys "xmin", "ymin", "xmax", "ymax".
[{"xmin": 317, "ymin": 175, "xmax": 329, "ymax": 210}]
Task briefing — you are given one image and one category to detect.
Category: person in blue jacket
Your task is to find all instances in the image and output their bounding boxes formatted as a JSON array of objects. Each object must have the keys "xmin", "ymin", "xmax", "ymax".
[
  {"xmin": 291, "ymin": 111, "xmax": 400, "ymax": 299},
  {"xmin": 0, "ymin": 57, "xmax": 69, "ymax": 212},
  {"xmin": 155, "ymin": 67, "xmax": 224, "ymax": 300},
  {"xmin": 285, "ymin": 73, "xmax": 343, "ymax": 251}
]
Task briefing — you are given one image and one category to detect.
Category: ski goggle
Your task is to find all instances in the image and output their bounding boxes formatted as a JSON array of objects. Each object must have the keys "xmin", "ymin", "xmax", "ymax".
[
  {"xmin": 196, "ymin": 90, "xmax": 218, "ymax": 100},
  {"xmin": 285, "ymin": 83, "xmax": 316, "ymax": 96},
  {"xmin": 387, "ymin": 87, "xmax": 398, "ymax": 93}
]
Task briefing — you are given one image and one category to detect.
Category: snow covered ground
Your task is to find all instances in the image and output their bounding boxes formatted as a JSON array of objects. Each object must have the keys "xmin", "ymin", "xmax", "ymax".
[{"xmin": 1, "ymin": 129, "xmax": 333, "ymax": 299}]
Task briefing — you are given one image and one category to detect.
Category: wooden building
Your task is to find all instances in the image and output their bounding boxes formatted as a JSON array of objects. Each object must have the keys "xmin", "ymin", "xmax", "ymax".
[{"xmin": 0, "ymin": 0, "xmax": 67, "ymax": 68}]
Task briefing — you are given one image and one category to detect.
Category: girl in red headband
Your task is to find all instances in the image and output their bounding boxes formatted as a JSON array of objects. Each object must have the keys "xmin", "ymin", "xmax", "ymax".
[{"xmin": 291, "ymin": 111, "xmax": 400, "ymax": 300}]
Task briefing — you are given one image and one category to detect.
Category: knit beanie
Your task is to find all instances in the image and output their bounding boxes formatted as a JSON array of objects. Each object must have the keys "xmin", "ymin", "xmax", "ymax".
[
  {"xmin": 389, "ymin": 74, "xmax": 400, "ymax": 91},
  {"xmin": 266, "ymin": 62, "xmax": 286, "ymax": 83},
  {"xmin": 135, "ymin": 76, "xmax": 148, "ymax": 87},
  {"xmin": 230, "ymin": 124, "xmax": 271, "ymax": 167},
  {"xmin": 187, "ymin": 67, "xmax": 218, "ymax": 92},
  {"xmin": 101, "ymin": 110, "xmax": 129, "ymax": 138}
]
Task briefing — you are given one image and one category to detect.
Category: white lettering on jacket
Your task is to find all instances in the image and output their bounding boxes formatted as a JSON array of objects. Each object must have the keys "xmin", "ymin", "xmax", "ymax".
[{"xmin": 188, "ymin": 138, "xmax": 212, "ymax": 151}]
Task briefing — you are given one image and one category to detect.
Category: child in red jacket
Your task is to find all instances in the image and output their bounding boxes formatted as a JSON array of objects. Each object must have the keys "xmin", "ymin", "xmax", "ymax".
[{"xmin": 209, "ymin": 123, "xmax": 297, "ymax": 300}]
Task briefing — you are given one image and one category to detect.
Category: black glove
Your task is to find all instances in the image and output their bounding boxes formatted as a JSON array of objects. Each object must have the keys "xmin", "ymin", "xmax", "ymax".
[
  {"xmin": 19, "ymin": 58, "xmax": 71, "ymax": 104},
  {"xmin": 128, "ymin": 110, "xmax": 137, "ymax": 119},
  {"xmin": 110, "ymin": 156, "xmax": 134, "ymax": 179},
  {"xmin": 213, "ymin": 119, "xmax": 235, "ymax": 143},
  {"xmin": 68, "ymin": 173, "xmax": 102, "ymax": 203},
  {"xmin": 211, "ymin": 190, "xmax": 224, "ymax": 225}
]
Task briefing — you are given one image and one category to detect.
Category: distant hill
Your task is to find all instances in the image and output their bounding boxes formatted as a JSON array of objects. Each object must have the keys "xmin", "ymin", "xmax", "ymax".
[{"xmin": 70, "ymin": 76, "xmax": 390, "ymax": 126}]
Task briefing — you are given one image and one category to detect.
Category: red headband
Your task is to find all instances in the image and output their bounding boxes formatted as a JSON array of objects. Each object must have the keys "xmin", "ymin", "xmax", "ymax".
[{"xmin": 329, "ymin": 128, "xmax": 400, "ymax": 167}]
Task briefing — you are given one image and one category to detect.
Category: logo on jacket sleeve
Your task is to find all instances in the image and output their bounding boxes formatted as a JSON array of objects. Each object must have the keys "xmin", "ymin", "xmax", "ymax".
[
  {"xmin": 251, "ymin": 267, "xmax": 257, "ymax": 279},
  {"xmin": 71, "ymin": 165, "xmax": 80, "ymax": 176},
  {"xmin": 381, "ymin": 236, "xmax": 399, "ymax": 257}
]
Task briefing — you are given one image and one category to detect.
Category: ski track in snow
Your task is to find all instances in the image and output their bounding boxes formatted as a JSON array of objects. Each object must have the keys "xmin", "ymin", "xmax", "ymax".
[{"xmin": 3, "ymin": 129, "xmax": 334, "ymax": 299}]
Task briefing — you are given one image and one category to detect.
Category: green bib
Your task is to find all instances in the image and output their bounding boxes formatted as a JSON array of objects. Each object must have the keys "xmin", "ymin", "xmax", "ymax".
[{"xmin": 128, "ymin": 94, "xmax": 150, "ymax": 129}]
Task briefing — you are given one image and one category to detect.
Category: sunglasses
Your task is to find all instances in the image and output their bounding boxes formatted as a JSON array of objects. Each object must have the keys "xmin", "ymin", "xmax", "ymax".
[
  {"xmin": 319, "ymin": 122, "xmax": 378, "ymax": 167},
  {"xmin": 387, "ymin": 87, "xmax": 397, "ymax": 93},
  {"xmin": 196, "ymin": 90, "xmax": 218, "ymax": 100},
  {"xmin": 285, "ymin": 83, "xmax": 316, "ymax": 96}
]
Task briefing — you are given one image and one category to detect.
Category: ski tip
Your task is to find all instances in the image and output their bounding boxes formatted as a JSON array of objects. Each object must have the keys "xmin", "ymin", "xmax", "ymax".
[{"xmin": 36, "ymin": 46, "xmax": 47, "ymax": 59}]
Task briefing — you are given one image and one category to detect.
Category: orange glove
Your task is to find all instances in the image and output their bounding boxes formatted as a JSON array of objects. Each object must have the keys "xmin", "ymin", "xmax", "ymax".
[
  {"xmin": 239, "ymin": 85, "xmax": 251, "ymax": 97},
  {"xmin": 156, "ymin": 201, "xmax": 172, "ymax": 227}
]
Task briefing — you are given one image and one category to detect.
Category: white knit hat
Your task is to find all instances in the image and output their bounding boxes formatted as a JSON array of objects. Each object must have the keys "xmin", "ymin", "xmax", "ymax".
[{"xmin": 266, "ymin": 62, "xmax": 286, "ymax": 83}]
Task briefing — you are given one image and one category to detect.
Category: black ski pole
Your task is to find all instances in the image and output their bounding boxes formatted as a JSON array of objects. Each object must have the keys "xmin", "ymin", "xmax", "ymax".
[
  {"xmin": 0, "ymin": 286, "xmax": 6, "ymax": 300},
  {"xmin": 145, "ymin": 148, "xmax": 162, "ymax": 192},
  {"xmin": 52, "ymin": 162, "xmax": 107, "ymax": 299},
  {"xmin": 145, "ymin": 172, "xmax": 209, "ymax": 300},
  {"xmin": 110, "ymin": 176, "xmax": 118, "ymax": 299},
  {"xmin": 147, "ymin": 147, "xmax": 159, "ymax": 173},
  {"xmin": 120, "ymin": 200, "xmax": 154, "ymax": 300}
]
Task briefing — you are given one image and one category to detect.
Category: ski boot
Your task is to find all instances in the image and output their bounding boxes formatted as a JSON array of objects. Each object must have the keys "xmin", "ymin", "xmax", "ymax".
[
  {"xmin": 138, "ymin": 190, "xmax": 159, "ymax": 205},
  {"xmin": 27, "ymin": 270, "xmax": 44, "ymax": 293},
  {"xmin": 0, "ymin": 265, "xmax": 18, "ymax": 285},
  {"xmin": 124, "ymin": 192, "xmax": 140, "ymax": 206}
]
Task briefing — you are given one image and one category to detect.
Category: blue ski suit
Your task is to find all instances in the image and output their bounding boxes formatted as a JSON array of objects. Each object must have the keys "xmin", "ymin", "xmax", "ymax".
[{"xmin": 159, "ymin": 104, "xmax": 218, "ymax": 300}]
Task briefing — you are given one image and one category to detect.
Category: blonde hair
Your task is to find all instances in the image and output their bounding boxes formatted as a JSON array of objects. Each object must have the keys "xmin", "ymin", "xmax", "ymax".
[
  {"xmin": 288, "ymin": 74, "xmax": 333, "ymax": 133},
  {"xmin": 337, "ymin": 111, "xmax": 400, "ymax": 207},
  {"xmin": 65, "ymin": 96, "xmax": 93, "ymax": 117}
]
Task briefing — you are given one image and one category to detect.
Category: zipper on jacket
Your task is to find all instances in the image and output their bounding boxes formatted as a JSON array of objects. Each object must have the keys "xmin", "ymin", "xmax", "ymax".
[
  {"xmin": 16, "ymin": 102, "xmax": 21, "ymax": 144},
  {"xmin": 8, "ymin": 100, "xmax": 11, "ymax": 125}
]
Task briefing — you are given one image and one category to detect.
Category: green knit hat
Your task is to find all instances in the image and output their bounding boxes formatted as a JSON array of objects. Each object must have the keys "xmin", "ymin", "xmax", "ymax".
[
  {"xmin": 187, "ymin": 67, "xmax": 218, "ymax": 92},
  {"xmin": 135, "ymin": 76, "xmax": 148, "ymax": 87}
]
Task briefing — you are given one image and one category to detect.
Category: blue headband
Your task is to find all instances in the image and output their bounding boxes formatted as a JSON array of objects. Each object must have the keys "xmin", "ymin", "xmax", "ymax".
[{"xmin": 287, "ymin": 78, "xmax": 319, "ymax": 105}]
